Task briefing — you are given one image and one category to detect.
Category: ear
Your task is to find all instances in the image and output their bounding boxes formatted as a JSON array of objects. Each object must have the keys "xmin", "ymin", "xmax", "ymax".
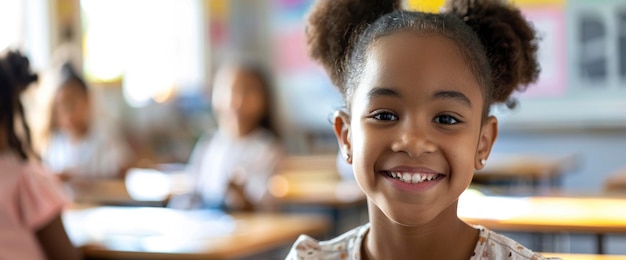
[
  {"xmin": 333, "ymin": 110, "xmax": 352, "ymax": 164},
  {"xmin": 475, "ymin": 116, "xmax": 498, "ymax": 170}
]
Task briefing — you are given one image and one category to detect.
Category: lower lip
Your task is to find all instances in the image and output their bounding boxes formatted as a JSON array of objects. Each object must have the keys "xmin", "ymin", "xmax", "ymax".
[{"xmin": 382, "ymin": 173, "xmax": 444, "ymax": 192}]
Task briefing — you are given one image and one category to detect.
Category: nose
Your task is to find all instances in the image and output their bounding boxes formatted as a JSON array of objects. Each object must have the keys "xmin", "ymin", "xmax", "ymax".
[{"xmin": 391, "ymin": 122, "xmax": 437, "ymax": 157}]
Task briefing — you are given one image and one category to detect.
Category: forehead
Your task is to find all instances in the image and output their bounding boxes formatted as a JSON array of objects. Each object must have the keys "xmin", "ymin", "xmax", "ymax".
[
  {"xmin": 215, "ymin": 66, "xmax": 262, "ymax": 89},
  {"xmin": 354, "ymin": 30, "xmax": 484, "ymax": 107},
  {"xmin": 56, "ymin": 81, "xmax": 86, "ymax": 99},
  {"xmin": 366, "ymin": 31, "xmax": 477, "ymax": 85}
]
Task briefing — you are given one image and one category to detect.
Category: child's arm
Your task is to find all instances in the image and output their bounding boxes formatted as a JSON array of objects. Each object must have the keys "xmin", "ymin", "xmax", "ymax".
[
  {"xmin": 227, "ymin": 176, "xmax": 255, "ymax": 212},
  {"xmin": 36, "ymin": 214, "xmax": 82, "ymax": 260}
]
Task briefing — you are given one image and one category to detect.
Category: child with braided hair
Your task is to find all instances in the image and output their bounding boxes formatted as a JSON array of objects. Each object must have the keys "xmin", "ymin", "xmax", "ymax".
[
  {"xmin": 286, "ymin": 0, "xmax": 557, "ymax": 259},
  {"xmin": 0, "ymin": 50, "xmax": 80, "ymax": 259}
]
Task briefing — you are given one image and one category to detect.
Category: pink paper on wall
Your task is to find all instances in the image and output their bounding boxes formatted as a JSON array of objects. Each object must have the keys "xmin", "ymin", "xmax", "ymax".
[
  {"xmin": 518, "ymin": 6, "xmax": 568, "ymax": 99},
  {"xmin": 276, "ymin": 27, "xmax": 317, "ymax": 72}
]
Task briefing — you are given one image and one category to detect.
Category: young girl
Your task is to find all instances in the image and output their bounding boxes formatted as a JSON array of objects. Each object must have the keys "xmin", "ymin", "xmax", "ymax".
[
  {"xmin": 43, "ymin": 62, "xmax": 132, "ymax": 180},
  {"xmin": 287, "ymin": 0, "xmax": 553, "ymax": 259},
  {"xmin": 0, "ymin": 50, "xmax": 81, "ymax": 259},
  {"xmin": 180, "ymin": 62, "xmax": 283, "ymax": 211}
]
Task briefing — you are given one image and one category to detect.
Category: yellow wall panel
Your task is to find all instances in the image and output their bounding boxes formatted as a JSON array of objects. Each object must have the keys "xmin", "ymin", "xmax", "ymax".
[
  {"xmin": 406, "ymin": 0, "xmax": 565, "ymax": 12},
  {"xmin": 406, "ymin": 0, "xmax": 445, "ymax": 13}
]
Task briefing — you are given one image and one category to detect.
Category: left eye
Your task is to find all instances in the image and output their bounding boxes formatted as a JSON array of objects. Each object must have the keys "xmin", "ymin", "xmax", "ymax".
[{"xmin": 434, "ymin": 115, "xmax": 460, "ymax": 125}]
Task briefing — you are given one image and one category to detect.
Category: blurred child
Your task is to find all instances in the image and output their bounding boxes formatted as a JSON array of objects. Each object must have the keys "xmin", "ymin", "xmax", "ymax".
[
  {"xmin": 43, "ymin": 62, "xmax": 131, "ymax": 180},
  {"xmin": 0, "ymin": 50, "xmax": 81, "ymax": 259},
  {"xmin": 181, "ymin": 62, "xmax": 283, "ymax": 212},
  {"xmin": 286, "ymin": 0, "xmax": 556, "ymax": 259}
]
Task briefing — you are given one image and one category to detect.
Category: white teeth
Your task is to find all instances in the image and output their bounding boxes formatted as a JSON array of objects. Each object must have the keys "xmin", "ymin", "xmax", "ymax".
[
  {"xmin": 388, "ymin": 171, "xmax": 439, "ymax": 184},
  {"xmin": 411, "ymin": 174, "xmax": 420, "ymax": 184}
]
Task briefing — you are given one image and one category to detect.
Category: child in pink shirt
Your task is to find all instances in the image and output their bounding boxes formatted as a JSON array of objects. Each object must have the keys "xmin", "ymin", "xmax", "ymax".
[{"xmin": 0, "ymin": 50, "xmax": 80, "ymax": 259}]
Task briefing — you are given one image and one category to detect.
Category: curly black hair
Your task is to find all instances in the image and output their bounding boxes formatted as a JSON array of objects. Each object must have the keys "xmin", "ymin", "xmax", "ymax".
[{"xmin": 306, "ymin": 0, "xmax": 540, "ymax": 116}]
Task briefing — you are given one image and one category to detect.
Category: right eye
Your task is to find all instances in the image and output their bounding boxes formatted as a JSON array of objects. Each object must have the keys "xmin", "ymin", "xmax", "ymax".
[{"xmin": 372, "ymin": 111, "xmax": 398, "ymax": 121}]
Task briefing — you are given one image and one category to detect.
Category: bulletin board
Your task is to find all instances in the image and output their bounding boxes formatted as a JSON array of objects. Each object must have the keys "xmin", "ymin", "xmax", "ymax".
[
  {"xmin": 411, "ymin": 0, "xmax": 626, "ymax": 130},
  {"xmin": 272, "ymin": 0, "xmax": 343, "ymax": 131}
]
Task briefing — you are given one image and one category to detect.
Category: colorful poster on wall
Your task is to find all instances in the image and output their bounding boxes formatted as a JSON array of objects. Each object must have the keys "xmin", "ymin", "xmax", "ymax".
[
  {"xmin": 518, "ymin": 5, "xmax": 568, "ymax": 99},
  {"xmin": 273, "ymin": 0, "xmax": 318, "ymax": 73},
  {"xmin": 272, "ymin": 0, "xmax": 342, "ymax": 130}
]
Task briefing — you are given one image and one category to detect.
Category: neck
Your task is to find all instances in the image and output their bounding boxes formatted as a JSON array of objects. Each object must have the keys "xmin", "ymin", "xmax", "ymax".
[
  {"xmin": 68, "ymin": 126, "xmax": 89, "ymax": 144},
  {"xmin": 363, "ymin": 200, "xmax": 478, "ymax": 260},
  {"xmin": 220, "ymin": 122, "xmax": 258, "ymax": 139}
]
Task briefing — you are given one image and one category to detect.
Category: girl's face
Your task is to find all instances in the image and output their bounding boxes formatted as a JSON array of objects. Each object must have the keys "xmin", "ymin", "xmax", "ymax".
[
  {"xmin": 54, "ymin": 82, "xmax": 91, "ymax": 137},
  {"xmin": 336, "ymin": 32, "xmax": 497, "ymax": 226},
  {"xmin": 212, "ymin": 67, "xmax": 268, "ymax": 137}
]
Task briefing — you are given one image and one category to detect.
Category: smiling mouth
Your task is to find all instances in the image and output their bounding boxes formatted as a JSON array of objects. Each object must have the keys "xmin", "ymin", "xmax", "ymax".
[{"xmin": 384, "ymin": 171, "xmax": 443, "ymax": 184}]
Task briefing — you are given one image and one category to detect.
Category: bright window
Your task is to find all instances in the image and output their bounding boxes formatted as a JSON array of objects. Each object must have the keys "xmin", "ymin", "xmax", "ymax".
[
  {"xmin": 0, "ymin": 0, "xmax": 21, "ymax": 51},
  {"xmin": 81, "ymin": 0, "xmax": 205, "ymax": 107}
]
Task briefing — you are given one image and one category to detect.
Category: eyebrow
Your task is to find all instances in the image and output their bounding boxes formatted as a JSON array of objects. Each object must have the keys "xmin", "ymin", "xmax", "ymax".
[
  {"xmin": 367, "ymin": 87, "xmax": 402, "ymax": 99},
  {"xmin": 366, "ymin": 87, "xmax": 472, "ymax": 108},
  {"xmin": 433, "ymin": 90, "xmax": 472, "ymax": 108}
]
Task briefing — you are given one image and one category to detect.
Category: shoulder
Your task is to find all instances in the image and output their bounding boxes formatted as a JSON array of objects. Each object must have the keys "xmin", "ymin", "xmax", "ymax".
[
  {"xmin": 6, "ymin": 157, "xmax": 67, "ymax": 229},
  {"xmin": 473, "ymin": 226, "xmax": 560, "ymax": 260},
  {"xmin": 286, "ymin": 224, "xmax": 369, "ymax": 260}
]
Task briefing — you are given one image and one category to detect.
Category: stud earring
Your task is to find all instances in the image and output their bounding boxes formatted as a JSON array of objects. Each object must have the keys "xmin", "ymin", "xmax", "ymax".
[
  {"xmin": 343, "ymin": 152, "xmax": 351, "ymax": 162},
  {"xmin": 480, "ymin": 159, "xmax": 487, "ymax": 166}
]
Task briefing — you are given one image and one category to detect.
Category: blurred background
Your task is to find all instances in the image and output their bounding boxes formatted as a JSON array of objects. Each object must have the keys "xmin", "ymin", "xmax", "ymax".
[
  {"xmin": 3, "ymin": 0, "xmax": 626, "ymax": 191},
  {"xmin": 3, "ymin": 0, "xmax": 626, "ymax": 257}
]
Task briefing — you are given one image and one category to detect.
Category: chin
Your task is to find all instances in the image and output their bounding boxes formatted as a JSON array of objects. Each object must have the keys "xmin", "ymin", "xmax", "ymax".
[
  {"xmin": 372, "ymin": 199, "xmax": 441, "ymax": 227},
  {"xmin": 386, "ymin": 209, "xmax": 439, "ymax": 227}
]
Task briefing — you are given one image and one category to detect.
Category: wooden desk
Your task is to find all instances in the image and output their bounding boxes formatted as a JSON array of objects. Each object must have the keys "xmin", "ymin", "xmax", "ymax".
[
  {"xmin": 277, "ymin": 154, "xmax": 339, "ymax": 173},
  {"xmin": 64, "ymin": 207, "xmax": 329, "ymax": 259},
  {"xmin": 460, "ymin": 195, "xmax": 626, "ymax": 233},
  {"xmin": 542, "ymin": 253, "xmax": 626, "ymax": 260},
  {"xmin": 269, "ymin": 172, "xmax": 366, "ymax": 235},
  {"xmin": 473, "ymin": 153, "xmax": 577, "ymax": 190},
  {"xmin": 64, "ymin": 168, "xmax": 194, "ymax": 207},
  {"xmin": 269, "ymin": 173, "xmax": 365, "ymax": 207},
  {"xmin": 459, "ymin": 192, "xmax": 626, "ymax": 254},
  {"xmin": 273, "ymin": 154, "xmax": 365, "ymax": 207},
  {"xmin": 65, "ymin": 179, "xmax": 169, "ymax": 207}
]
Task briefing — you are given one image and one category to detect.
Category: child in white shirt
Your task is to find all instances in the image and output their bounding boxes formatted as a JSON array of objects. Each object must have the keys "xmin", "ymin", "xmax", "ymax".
[
  {"xmin": 287, "ymin": 0, "xmax": 558, "ymax": 259},
  {"xmin": 182, "ymin": 63, "xmax": 283, "ymax": 211},
  {"xmin": 43, "ymin": 63, "xmax": 131, "ymax": 180}
]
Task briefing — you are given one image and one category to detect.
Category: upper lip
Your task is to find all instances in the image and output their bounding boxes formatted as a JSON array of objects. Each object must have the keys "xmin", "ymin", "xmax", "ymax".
[{"xmin": 383, "ymin": 166, "xmax": 443, "ymax": 175}]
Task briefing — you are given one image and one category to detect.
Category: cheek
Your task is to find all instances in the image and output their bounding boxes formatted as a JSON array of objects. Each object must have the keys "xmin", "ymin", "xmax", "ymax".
[
  {"xmin": 442, "ymin": 129, "xmax": 481, "ymax": 183},
  {"xmin": 350, "ymin": 122, "xmax": 384, "ymax": 186},
  {"xmin": 74, "ymin": 102, "xmax": 90, "ymax": 119},
  {"xmin": 244, "ymin": 95, "xmax": 266, "ymax": 117}
]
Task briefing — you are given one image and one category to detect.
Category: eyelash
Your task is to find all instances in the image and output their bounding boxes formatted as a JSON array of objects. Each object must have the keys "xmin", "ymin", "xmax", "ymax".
[
  {"xmin": 372, "ymin": 111, "xmax": 398, "ymax": 121},
  {"xmin": 371, "ymin": 111, "xmax": 462, "ymax": 125},
  {"xmin": 434, "ymin": 114, "xmax": 461, "ymax": 125}
]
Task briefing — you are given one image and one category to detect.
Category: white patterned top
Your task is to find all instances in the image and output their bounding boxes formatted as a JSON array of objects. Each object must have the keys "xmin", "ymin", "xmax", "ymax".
[{"xmin": 286, "ymin": 223, "xmax": 560, "ymax": 260}]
